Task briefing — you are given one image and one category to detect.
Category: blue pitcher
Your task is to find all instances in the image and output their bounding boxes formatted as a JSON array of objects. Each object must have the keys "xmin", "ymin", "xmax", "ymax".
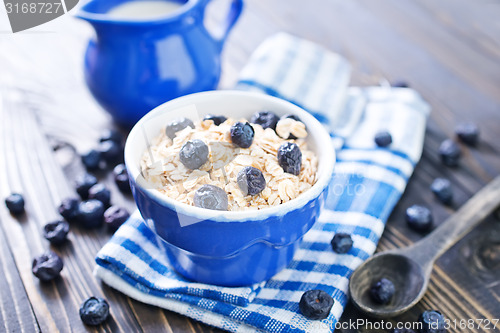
[{"xmin": 75, "ymin": 0, "xmax": 244, "ymax": 127}]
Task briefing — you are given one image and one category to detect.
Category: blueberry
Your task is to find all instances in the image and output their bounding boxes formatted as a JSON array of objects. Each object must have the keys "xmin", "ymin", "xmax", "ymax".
[
  {"xmin": 230, "ymin": 122, "xmax": 254, "ymax": 148},
  {"xmin": 392, "ymin": 329, "xmax": 416, "ymax": 333},
  {"xmin": 280, "ymin": 114, "xmax": 303, "ymax": 139},
  {"xmin": 77, "ymin": 199, "xmax": 105, "ymax": 229},
  {"xmin": 113, "ymin": 164, "xmax": 131, "ymax": 193},
  {"xmin": 75, "ymin": 173, "xmax": 98, "ymax": 200},
  {"xmin": 194, "ymin": 185, "xmax": 228, "ymax": 211},
  {"xmin": 419, "ymin": 310, "xmax": 446, "ymax": 333},
  {"xmin": 374, "ymin": 131, "xmax": 393, "ymax": 147},
  {"xmin": 455, "ymin": 122, "xmax": 479, "ymax": 146},
  {"xmin": 32, "ymin": 250, "xmax": 63, "ymax": 281},
  {"xmin": 250, "ymin": 111, "xmax": 280, "ymax": 130},
  {"xmin": 99, "ymin": 129, "xmax": 123, "ymax": 144},
  {"xmin": 5, "ymin": 193, "xmax": 25, "ymax": 215},
  {"xmin": 299, "ymin": 289, "xmax": 334, "ymax": 320},
  {"xmin": 58, "ymin": 197, "xmax": 80, "ymax": 223},
  {"xmin": 104, "ymin": 206, "xmax": 130, "ymax": 232},
  {"xmin": 203, "ymin": 114, "xmax": 227, "ymax": 126},
  {"xmin": 98, "ymin": 140, "xmax": 122, "ymax": 163},
  {"xmin": 331, "ymin": 233, "xmax": 353, "ymax": 254},
  {"xmin": 165, "ymin": 118, "xmax": 194, "ymax": 139},
  {"xmin": 237, "ymin": 166, "xmax": 266, "ymax": 196},
  {"xmin": 81, "ymin": 149, "xmax": 102, "ymax": 170},
  {"xmin": 406, "ymin": 205, "xmax": 433, "ymax": 232},
  {"xmin": 277, "ymin": 142, "xmax": 302, "ymax": 175},
  {"xmin": 391, "ymin": 80, "xmax": 409, "ymax": 88},
  {"xmin": 369, "ymin": 278, "xmax": 395, "ymax": 304},
  {"xmin": 439, "ymin": 139, "xmax": 461, "ymax": 167},
  {"xmin": 80, "ymin": 297, "xmax": 110, "ymax": 326},
  {"xmin": 43, "ymin": 220, "xmax": 70, "ymax": 245},
  {"xmin": 88, "ymin": 184, "xmax": 111, "ymax": 207},
  {"xmin": 430, "ymin": 178, "xmax": 453, "ymax": 205},
  {"xmin": 179, "ymin": 139, "xmax": 209, "ymax": 170},
  {"xmin": 282, "ymin": 114, "xmax": 301, "ymax": 122}
]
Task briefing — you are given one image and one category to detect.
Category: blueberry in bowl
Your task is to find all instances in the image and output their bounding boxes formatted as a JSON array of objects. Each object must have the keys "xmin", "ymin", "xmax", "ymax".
[
  {"xmin": 250, "ymin": 111, "xmax": 280, "ymax": 130},
  {"xmin": 124, "ymin": 91, "xmax": 335, "ymax": 286}
]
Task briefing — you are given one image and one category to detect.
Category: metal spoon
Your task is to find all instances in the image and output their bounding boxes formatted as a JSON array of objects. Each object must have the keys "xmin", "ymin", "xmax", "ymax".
[{"xmin": 349, "ymin": 175, "xmax": 500, "ymax": 318}]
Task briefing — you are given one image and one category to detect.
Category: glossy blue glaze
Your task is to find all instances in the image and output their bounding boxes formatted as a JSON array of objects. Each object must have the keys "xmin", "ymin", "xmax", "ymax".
[
  {"xmin": 130, "ymin": 174, "xmax": 328, "ymax": 286},
  {"xmin": 75, "ymin": 0, "xmax": 243, "ymax": 127},
  {"xmin": 123, "ymin": 91, "xmax": 336, "ymax": 287}
]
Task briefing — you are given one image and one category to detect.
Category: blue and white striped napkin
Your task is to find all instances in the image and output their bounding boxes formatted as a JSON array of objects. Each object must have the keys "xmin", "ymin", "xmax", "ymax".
[{"xmin": 95, "ymin": 33, "xmax": 430, "ymax": 333}]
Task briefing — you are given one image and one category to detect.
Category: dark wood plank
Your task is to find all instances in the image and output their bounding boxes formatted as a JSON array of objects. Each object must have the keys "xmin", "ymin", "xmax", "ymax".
[
  {"xmin": 0, "ymin": 215, "xmax": 40, "ymax": 333},
  {"xmin": 0, "ymin": 89, "xmax": 143, "ymax": 332}
]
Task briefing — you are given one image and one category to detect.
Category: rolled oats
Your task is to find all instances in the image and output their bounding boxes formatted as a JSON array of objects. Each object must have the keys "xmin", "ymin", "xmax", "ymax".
[{"xmin": 141, "ymin": 116, "xmax": 318, "ymax": 211}]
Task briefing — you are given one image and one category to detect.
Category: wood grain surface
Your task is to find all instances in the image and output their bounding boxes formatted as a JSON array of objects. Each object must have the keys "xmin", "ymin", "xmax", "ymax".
[{"xmin": 0, "ymin": 0, "xmax": 499, "ymax": 332}]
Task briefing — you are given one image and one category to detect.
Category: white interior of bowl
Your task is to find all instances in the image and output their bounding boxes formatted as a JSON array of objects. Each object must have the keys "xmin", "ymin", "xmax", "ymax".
[{"xmin": 125, "ymin": 90, "xmax": 335, "ymax": 221}]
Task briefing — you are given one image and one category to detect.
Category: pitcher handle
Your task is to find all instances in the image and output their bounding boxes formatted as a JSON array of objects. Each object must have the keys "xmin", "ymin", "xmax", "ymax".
[{"xmin": 205, "ymin": 0, "xmax": 244, "ymax": 51}]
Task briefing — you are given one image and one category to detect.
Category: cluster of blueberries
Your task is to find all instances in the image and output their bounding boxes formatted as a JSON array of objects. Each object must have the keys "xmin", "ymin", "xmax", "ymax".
[
  {"xmin": 406, "ymin": 122, "xmax": 480, "ymax": 233},
  {"xmin": 165, "ymin": 111, "xmax": 304, "ymax": 211},
  {"xmin": 300, "ymin": 84, "xmax": 476, "ymax": 332},
  {"xmin": 3, "ymin": 129, "xmax": 135, "ymax": 326}
]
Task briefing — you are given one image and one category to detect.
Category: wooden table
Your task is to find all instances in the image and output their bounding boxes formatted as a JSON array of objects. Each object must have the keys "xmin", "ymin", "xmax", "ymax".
[{"xmin": 1, "ymin": 0, "xmax": 499, "ymax": 332}]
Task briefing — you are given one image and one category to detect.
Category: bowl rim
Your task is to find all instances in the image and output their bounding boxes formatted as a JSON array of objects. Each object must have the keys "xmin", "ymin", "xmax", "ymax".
[{"xmin": 125, "ymin": 90, "xmax": 335, "ymax": 222}]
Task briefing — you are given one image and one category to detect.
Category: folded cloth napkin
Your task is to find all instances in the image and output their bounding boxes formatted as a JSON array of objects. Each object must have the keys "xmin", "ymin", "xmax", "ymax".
[{"xmin": 95, "ymin": 33, "xmax": 430, "ymax": 333}]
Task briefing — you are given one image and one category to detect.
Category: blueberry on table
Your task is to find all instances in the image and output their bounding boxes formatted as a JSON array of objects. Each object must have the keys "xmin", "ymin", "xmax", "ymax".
[
  {"xmin": 299, "ymin": 289, "xmax": 334, "ymax": 320},
  {"xmin": 194, "ymin": 185, "xmax": 228, "ymax": 211},
  {"xmin": 43, "ymin": 220, "xmax": 70, "ymax": 245},
  {"xmin": 430, "ymin": 178, "xmax": 453, "ymax": 205},
  {"xmin": 179, "ymin": 139, "xmax": 209, "ymax": 170},
  {"xmin": 230, "ymin": 122, "xmax": 255, "ymax": 148},
  {"xmin": 439, "ymin": 139, "xmax": 461, "ymax": 167},
  {"xmin": 104, "ymin": 206, "xmax": 130, "ymax": 232},
  {"xmin": 32, "ymin": 250, "xmax": 63, "ymax": 281},
  {"xmin": 455, "ymin": 122, "xmax": 479, "ymax": 146},
  {"xmin": 165, "ymin": 118, "xmax": 195, "ymax": 139},
  {"xmin": 99, "ymin": 129, "xmax": 123, "ymax": 144},
  {"xmin": 277, "ymin": 142, "xmax": 302, "ymax": 175},
  {"xmin": 81, "ymin": 149, "xmax": 102, "ymax": 170},
  {"xmin": 88, "ymin": 184, "xmax": 111, "ymax": 207},
  {"xmin": 77, "ymin": 199, "xmax": 105, "ymax": 229},
  {"xmin": 391, "ymin": 80, "xmax": 409, "ymax": 88},
  {"xmin": 80, "ymin": 297, "xmax": 110, "ymax": 326},
  {"xmin": 237, "ymin": 166, "xmax": 266, "ymax": 196},
  {"xmin": 419, "ymin": 310, "xmax": 446, "ymax": 333},
  {"xmin": 374, "ymin": 131, "xmax": 393, "ymax": 147},
  {"xmin": 203, "ymin": 114, "xmax": 227, "ymax": 126},
  {"xmin": 58, "ymin": 197, "xmax": 80, "ymax": 223},
  {"xmin": 75, "ymin": 173, "xmax": 98, "ymax": 200},
  {"xmin": 369, "ymin": 278, "xmax": 395, "ymax": 304},
  {"xmin": 5, "ymin": 193, "xmax": 25, "ymax": 215},
  {"xmin": 113, "ymin": 164, "xmax": 131, "ymax": 193},
  {"xmin": 250, "ymin": 111, "xmax": 280, "ymax": 130},
  {"xmin": 331, "ymin": 233, "xmax": 353, "ymax": 254},
  {"xmin": 98, "ymin": 140, "xmax": 122, "ymax": 163},
  {"xmin": 405, "ymin": 205, "xmax": 433, "ymax": 232}
]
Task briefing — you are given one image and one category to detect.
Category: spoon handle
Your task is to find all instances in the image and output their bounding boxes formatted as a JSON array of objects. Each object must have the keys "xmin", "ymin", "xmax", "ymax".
[{"xmin": 404, "ymin": 175, "xmax": 500, "ymax": 269}]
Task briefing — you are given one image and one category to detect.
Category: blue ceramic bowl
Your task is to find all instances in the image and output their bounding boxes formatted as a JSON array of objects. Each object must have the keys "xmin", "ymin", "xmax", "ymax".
[{"xmin": 124, "ymin": 90, "xmax": 335, "ymax": 286}]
